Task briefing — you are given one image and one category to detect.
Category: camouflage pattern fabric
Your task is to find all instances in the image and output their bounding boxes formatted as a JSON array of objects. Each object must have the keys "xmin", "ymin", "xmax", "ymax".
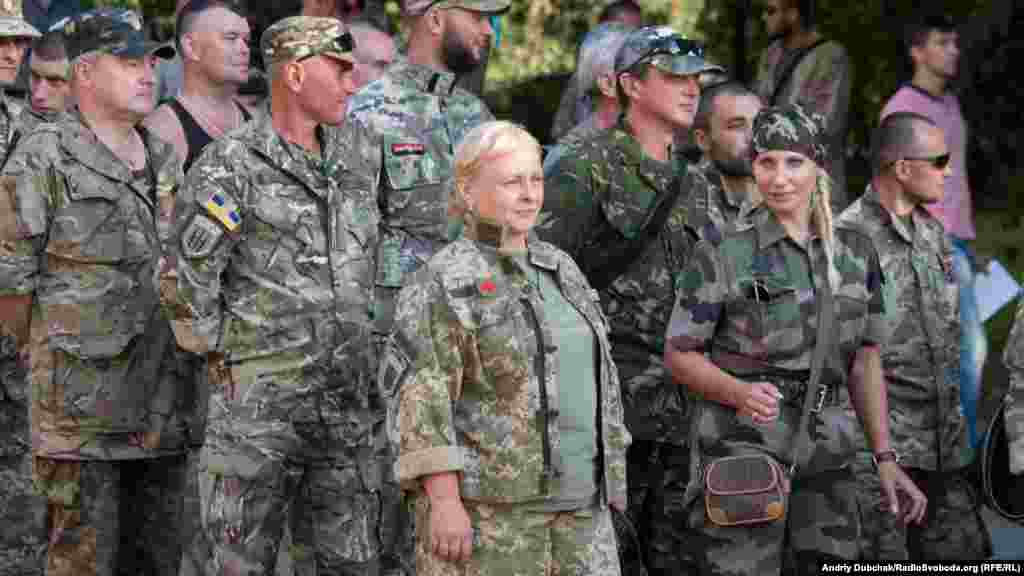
[
  {"xmin": 1005, "ymin": 301, "xmax": 1024, "ymax": 476},
  {"xmin": 11, "ymin": 105, "xmax": 60, "ymax": 150},
  {"xmin": 58, "ymin": 8, "xmax": 174, "ymax": 61},
  {"xmin": 383, "ymin": 231, "xmax": 629, "ymax": 503},
  {"xmin": 167, "ymin": 112, "xmax": 382, "ymax": 574},
  {"xmin": 753, "ymin": 39, "xmax": 852, "ymax": 209},
  {"xmin": 683, "ymin": 158, "xmax": 753, "ymax": 246},
  {"xmin": 851, "ymin": 452, "xmax": 989, "ymax": 560},
  {"xmin": 836, "ymin": 187, "xmax": 971, "ymax": 470},
  {"xmin": 261, "ymin": 16, "xmax": 355, "ymax": 66},
  {"xmin": 412, "ymin": 497, "xmax": 620, "ymax": 576},
  {"xmin": 0, "ymin": 111, "xmax": 191, "ymax": 460},
  {"xmin": 541, "ymin": 114, "xmax": 604, "ymax": 177},
  {"xmin": 402, "ymin": 0, "xmax": 510, "ymax": 16},
  {"xmin": 347, "ymin": 59, "xmax": 495, "ymax": 335},
  {"xmin": 0, "ymin": 91, "xmax": 25, "ymax": 166},
  {"xmin": 664, "ymin": 208, "xmax": 886, "ymax": 573},
  {"xmin": 0, "ymin": 0, "xmax": 40, "ymax": 39},
  {"xmin": 750, "ymin": 104, "xmax": 827, "ymax": 166},
  {"xmin": 33, "ymin": 456, "xmax": 188, "ymax": 576}
]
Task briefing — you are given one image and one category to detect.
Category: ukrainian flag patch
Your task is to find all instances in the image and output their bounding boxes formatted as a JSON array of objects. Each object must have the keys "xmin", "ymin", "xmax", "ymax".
[{"xmin": 203, "ymin": 192, "xmax": 241, "ymax": 232}]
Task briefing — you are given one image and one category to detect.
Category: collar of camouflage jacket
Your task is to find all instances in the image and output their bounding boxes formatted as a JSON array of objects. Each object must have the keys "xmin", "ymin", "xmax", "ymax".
[
  {"xmin": 744, "ymin": 202, "xmax": 823, "ymax": 250},
  {"xmin": 861, "ymin": 183, "xmax": 937, "ymax": 246},
  {"xmin": 242, "ymin": 111, "xmax": 335, "ymax": 198},
  {"xmin": 394, "ymin": 60, "xmax": 459, "ymax": 96},
  {"xmin": 467, "ymin": 220, "xmax": 559, "ymax": 272}
]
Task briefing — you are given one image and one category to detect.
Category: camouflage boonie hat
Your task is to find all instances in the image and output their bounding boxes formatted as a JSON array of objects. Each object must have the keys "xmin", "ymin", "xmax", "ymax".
[
  {"xmin": 60, "ymin": 9, "xmax": 175, "ymax": 60},
  {"xmin": 0, "ymin": 0, "xmax": 41, "ymax": 39},
  {"xmin": 403, "ymin": 0, "xmax": 511, "ymax": 17},
  {"xmin": 751, "ymin": 104, "xmax": 827, "ymax": 165},
  {"xmin": 614, "ymin": 26, "xmax": 724, "ymax": 77},
  {"xmin": 261, "ymin": 16, "xmax": 356, "ymax": 66}
]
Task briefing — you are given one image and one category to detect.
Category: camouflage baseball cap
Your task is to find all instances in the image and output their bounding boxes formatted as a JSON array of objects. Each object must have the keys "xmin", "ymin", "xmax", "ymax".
[
  {"xmin": 403, "ymin": 0, "xmax": 511, "ymax": 17},
  {"xmin": 751, "ymin": 104, "xmax": 827, "ymax": 165},
  {"xmin": 614, "ymin": 26, "xmax": 724, "ymax": 77},
  {"xmin": 0, "ymin": 0, "xmax": 40, "ymax": 39},
  {"xmin": 60, "ymin": 9, "xmax": 175, "ymax": 61},
  {"xmin": 261, "ymin": 16, "xmax": 356, "ymax": 66}
]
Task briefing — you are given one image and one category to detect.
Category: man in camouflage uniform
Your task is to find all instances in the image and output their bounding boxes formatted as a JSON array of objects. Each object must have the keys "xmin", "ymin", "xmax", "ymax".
[
  {"xmin": 0, "ymin": 5, "xmax": 44, "ymax": 575},
  {"xmin": 753, "ymin": 0, "xmax": 851, "ymax": 210},
  {"xmin": 13, "ymin": 30, "xmax": 72, "ymax": 142},
  {"xmin": 346, "ymin": 1, "xmax": 508, "ymax": 573},
  {"xmin": 0, "ymin": 9, "xmax": 189, "ymax": 575},
  {"xmin": 1004, "ymin": 301, "xmax": 1024, "ymax": 504},
  {"xmin": 837, "ymin": 111, "xmax": 989, "ymax": 560},
  {"xmin": 540, "ymin": 26, "xmax": 723, "ymax": 576},
  {"xmin": 166, "ymin": 16, "xmax": 382, "ymax": 575},
  {"xmin": 687, "ymin": 80, "xmax": 763, "ymax": 244}
]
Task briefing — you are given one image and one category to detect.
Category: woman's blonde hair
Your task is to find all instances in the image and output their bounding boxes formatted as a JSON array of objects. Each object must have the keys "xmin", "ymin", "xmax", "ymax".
[
  {"xmin": 813, "ymin": 167, "xmax": 840, "ymax": 291},
  {"xmin": 450, "ymin": 120, "xmax": 542, "ymax": 221}
]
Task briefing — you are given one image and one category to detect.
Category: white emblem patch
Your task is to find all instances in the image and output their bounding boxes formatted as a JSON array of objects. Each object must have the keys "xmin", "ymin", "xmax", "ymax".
[{"xmin": 181, "ymin": 214, "xmax": 224, "ymax": 259}]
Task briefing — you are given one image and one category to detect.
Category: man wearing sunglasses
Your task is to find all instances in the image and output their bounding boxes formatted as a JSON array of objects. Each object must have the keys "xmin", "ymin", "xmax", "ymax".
[
  {"xmin": 836, "ymin": 112, "xmax": 990, "ymax": 561},
  {"xmin": 540, "ymin": 25, "xmax": 723, "ymax": 576},
  {"xmin": 167, "ymin": 16, "xmax": 385, "ymax": 574}
]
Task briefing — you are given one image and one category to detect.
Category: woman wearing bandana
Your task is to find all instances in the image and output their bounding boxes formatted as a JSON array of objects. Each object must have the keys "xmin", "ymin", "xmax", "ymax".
[{"xmin": 663, "ymin": 104, "xmax": 927, "ymax": 575}]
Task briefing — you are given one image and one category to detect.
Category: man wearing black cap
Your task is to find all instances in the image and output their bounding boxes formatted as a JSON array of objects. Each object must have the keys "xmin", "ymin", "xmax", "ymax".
[
  {"xmin": 540, "ymin": 25, "xmax": 724, "ymax": 576},
  {"xmin": 0, "ymin": 9, "xmax": 188, "ymax": 575}
]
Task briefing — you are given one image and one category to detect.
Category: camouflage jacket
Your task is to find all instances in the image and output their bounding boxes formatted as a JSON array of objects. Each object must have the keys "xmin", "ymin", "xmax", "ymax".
[
  {"xmin": 347, "ymin": 59, "xmax": 495, "ymax": 334},
  {"xmin": 11, "ymin": 106, "xmax": 60, "ymax": 149},
  {"xmin": 381, "ymin": 230, "xmax": 629, "ymax": 504},
  {"xmin": 666, "ymin": 208, "xmax": 886, "ymax": 456},
  {"xmin": 0, "ymin": 111, "xmax": 190, "ymax": 459},
  {"xmin": 541, "ymin": 114, "xmax": 604, "ymax": 177},
  {"xmin": 167, "ymin": 112, "xmax": 379, "ymax": 425},
  {"xmin": 836, "ymin": 186, "xmax": 969, "ymax": 471},
  {"xmin": 1004, "ymin": 301, "xmax": 1024, "ymax": 475},
  {"xmin": 538, "ymin": 122, "xmax": 695, "ymax": 445},
  {"xmin": 753, "ymin": 38, "xmax": 851, "ymax": 202},
  {"xmin": 0, "ymin": 90, "xmax": 25, "ymax": 166},
  {"xmin": 684, "ymin": 158, "xmax": 754, "ymax": 245}
]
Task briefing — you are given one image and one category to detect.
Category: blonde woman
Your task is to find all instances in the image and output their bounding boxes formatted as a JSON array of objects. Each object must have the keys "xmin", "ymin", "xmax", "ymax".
[
  {"xmin": 663, "ymin": 105, "xmax": 927, "ymax": 575},
  {"xmin": 379, "ymin": 120, "xmax": 630, "ymax": 575}
]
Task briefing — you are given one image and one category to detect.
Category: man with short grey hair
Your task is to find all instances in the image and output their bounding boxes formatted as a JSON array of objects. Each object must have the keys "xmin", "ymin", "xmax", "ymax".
[
  {"xmin": 349, "ymin": 20, "xmax": 394, "ymax": 88},
  {"xmin": 0, "ymin": 8, "xmax": 187, "ymax": 575}
]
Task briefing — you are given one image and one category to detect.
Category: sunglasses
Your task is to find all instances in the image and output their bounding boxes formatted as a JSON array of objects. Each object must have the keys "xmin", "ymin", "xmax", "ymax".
[
  {"xmin": 885, "ymin": 153, "xmax": 951, "ymax": 171},
  {"xmin": 625, "ymin": 36, "xmax": 704, "ymax": 72},
  {"xmin": 297, "ymin": 32, "xmax": 355, "ymax": 62}
]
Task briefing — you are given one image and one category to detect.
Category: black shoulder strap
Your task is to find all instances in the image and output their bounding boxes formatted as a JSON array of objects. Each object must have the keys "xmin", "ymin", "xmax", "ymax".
[
  {"xmin": 789, "ymin": 246, "xmax": 834, "ymax": 476},
  {"xmin": 770, "ymin": 38, "xmax": 830, "ymax": 105},
  {"xmin": 587, "ymin": 162, "xmax": 687, "ymax": 292},
  {"xmin": 236, "ymin": 101, "xmax": 253, "ymax": 122}
]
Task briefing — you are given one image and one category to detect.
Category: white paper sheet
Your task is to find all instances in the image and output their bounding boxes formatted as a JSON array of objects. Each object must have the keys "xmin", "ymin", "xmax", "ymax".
[{"xmin": 975, "ymin": 259, "xmax": 1022, "ymax": 323}]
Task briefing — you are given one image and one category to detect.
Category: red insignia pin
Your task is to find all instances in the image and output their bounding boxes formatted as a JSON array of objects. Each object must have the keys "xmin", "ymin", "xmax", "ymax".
[{"xmin": 479, "ymin": 278, "xmax": 497, "ymax": 296}]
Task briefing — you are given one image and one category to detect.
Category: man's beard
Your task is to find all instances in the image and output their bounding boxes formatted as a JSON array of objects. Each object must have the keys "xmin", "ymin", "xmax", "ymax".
[
  {"xmin": 713, "ymin": 153, "xmax": 753, "ymax": 178},
  {"xmin": 441, "ymin": 29, "xmax": 481, "ymax": 76}
]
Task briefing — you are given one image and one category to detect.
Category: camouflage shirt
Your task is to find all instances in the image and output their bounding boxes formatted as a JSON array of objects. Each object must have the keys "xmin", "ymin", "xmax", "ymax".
[
  {"xmin": 167, "ymin": 112, "xmax": 379, "ymax": 426},
  {"xmin": 346, "ymin": 59, "xmax": 495, "ymax": 334},
  {"xmin": 0, "ymin": 90, "xmax": 25, "ymax": 166},
  {"xmin": 666, "ymin": 207, "xmax": 886, "ymax": 403},
  {"xmin": 753, "ymin": 38, "xmax": 851, "ymax": 204},
  {"xmin": 538, "ymin": 122, "xmax": 695, "ymax": 445},
  {"xmin": 0, "ymin": 111, "xmax": 190, "ymax": 459},
  {"xmin": 1004, "ymin": 301, "xmax": 1024, "ymax": 475},
  {"xmin": 11, "ymin": 106, "xmax": 60, "ymax": 150},
  {"xmin": 541, "ymin": 114, "xmax": 604, "ymax": 177},
  {"xmin": 684, "ymin": 158, "xmax": 753, "ymax": 245},
  {"xmin": 837, "ymin": 186, "xmax": 970, "ymax": 471},
  {"xmin": 381, "ymin": 229, "xmax": 629, "ymax": 504}
]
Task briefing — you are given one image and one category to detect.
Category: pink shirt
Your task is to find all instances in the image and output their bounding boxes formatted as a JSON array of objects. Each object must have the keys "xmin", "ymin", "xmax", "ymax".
[{"xmin": 880, "ymin": 85, "xmax": 975, "ymax": 239}]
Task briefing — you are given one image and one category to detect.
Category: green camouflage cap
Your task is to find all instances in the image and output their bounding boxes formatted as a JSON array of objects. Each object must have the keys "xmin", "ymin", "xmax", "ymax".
[
  {"xmin": 751, "ymin": 104, "xmax": 827, "ymax": 164},
  {"xmin": 60, "ymin": 9, "xmax": 175, "ymax": 60},
  {"xmin": 0, "ymin": 0, "xmax": 40, "ymax": 38},
  {"xmin": 614, "ymin": 26, "xmax": 724, "ymax": 77},
  {"xmin": 261, "ymin": 16, "xmax": 356, "ymax": 66},
  {"xmin": 403, "ymin": 0, "xmax": 511, "ymax": 17}
]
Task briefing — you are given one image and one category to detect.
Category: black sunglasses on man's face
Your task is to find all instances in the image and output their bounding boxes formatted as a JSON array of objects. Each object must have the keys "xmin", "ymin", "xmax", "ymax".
[{"xmin": 884, "ymin": 153, "xmax": 951, "ymax": 172}]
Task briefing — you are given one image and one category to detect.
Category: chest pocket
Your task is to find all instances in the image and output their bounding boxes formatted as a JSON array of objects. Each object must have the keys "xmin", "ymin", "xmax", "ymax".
[
  {"xmin": 248, "ymin": 182, "xmax": 329, "ymax": 284},
  {"xmin": 730, "ymin": 276, "xmax": 802, "ymax": 354},
  {"xmin": 382, "ymin": 137, "xmax": 443, "ymax": 216}
]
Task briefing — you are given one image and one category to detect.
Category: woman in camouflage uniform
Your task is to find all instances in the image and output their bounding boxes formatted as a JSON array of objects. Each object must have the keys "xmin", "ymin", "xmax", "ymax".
[
  {"xmin": 381, "ymin": 121, "xmax": 630, "ymax": 576},
  {"xmin": 663, "ymin": 105, "xmax": 927, "ymax": 575}
]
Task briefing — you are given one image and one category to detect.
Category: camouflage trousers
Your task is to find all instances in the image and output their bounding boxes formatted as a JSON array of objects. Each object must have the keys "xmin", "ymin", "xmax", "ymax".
[
  {"xmin": 33, "ymin": 455, "xmax": 188, "ymax": 576},
  {"xmin": 686, "ymin": 466, "xmax": 860, "ymax": 575},
  {"xmin": 195, "ymin": 396, "xmax": 383, "ymax": 576},
  {"xmin": 851, "ymin": 453, "xmax": 991, "ymax": 560},
  {"xmin": 646, "ymin": 443, "xmax": 697, "ymax": 576},
  {"xmin": 0, "ymin": 396, "xmax": 46, "ymax": 575},
  {"xmin": 413, "ymin": 497, "xmax": 620, "ymax": 576}
]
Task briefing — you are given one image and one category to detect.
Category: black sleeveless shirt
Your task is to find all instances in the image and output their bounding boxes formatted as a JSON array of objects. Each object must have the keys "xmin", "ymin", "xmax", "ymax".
[{"xmin": 167, "ymin": 99, "xmax": 252, "ymax": 173}]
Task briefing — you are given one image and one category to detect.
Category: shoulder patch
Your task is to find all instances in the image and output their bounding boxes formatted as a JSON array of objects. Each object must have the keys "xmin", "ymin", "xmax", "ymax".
[
  {"xmin": 390, "ymin": 142, "xmax": 426, "ymax": 156},
  {"xmin": 181, "ymin": 214, "xmax": 225, "ymax": 259},
  {"xmin": 203, "ymin": 192, "xmax": 241, "ymax": 232}
]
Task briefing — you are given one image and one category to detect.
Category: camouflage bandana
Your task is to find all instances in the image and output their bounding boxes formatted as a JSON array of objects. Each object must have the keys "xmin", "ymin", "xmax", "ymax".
[
  {"xmin": 59, "ymin": 9, "xmax": 174, "ymax": 60},
  {"xmin": 261, "ymin": 16, "xmax": 356, "ymax": 66},
  {"xmin": 403, "ymin": 0, "xmax": 511, "ymax": 16},
  {"xmin": 0, "ymin": 0, "xmax": 39, "ymax": 38},
  {"xmin": 751, "ymin": 104, "xmax": 827, "ymax": 165}
]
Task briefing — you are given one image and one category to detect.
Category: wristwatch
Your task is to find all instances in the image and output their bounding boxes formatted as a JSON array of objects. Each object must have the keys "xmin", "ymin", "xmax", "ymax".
[{"xmin": 872, "ymin": 450, "xmax": 901, "ymax": 468}]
